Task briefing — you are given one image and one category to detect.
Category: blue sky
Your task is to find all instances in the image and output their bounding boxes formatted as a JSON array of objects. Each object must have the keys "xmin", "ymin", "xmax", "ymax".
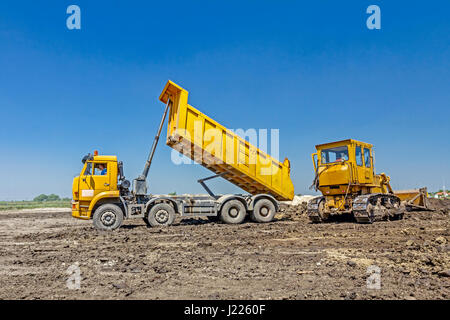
[{"xmin": 0, "ymin": 1, "xmax": 449, "ymax": 200}]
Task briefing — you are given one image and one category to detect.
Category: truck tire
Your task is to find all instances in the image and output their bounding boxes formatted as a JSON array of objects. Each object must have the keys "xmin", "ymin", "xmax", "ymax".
[
  {"xmin": 93, "ymin": 204, "xmax": 124, "ymax": 231},
  {"xmin": 250, "ymin": 199, "xmax": 276, "ymax": 223},
  {"xmin": 220, "ymin": 200, "xmax": 246, "ymax": 224},
  {"xmin": 146, "ymin": 203, "xmax": 175, "ymax": 227}
]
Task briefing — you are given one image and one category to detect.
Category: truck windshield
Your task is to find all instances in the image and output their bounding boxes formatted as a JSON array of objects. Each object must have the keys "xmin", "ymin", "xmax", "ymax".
[{"xmin": 320, "ymin": 146, "xmax": 349, "ymax": 164}]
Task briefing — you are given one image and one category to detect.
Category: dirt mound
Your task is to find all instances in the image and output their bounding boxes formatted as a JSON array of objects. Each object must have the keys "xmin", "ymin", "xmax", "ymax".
[
  {"xmin": 277, "ymin": 202, "xmax": 309, "ymax": 221},
  {"xmin": 427, "ymin": 198, "xmax": 450, "ymax": 214}
]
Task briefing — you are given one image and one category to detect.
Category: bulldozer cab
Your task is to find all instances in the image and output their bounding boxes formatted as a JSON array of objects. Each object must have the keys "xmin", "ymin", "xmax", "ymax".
[{"xmin": 312, "ymin": 139, "xmax": 374, "ymax": 188}]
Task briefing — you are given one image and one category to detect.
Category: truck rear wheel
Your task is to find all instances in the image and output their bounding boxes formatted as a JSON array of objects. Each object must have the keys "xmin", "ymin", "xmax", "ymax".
[
  {"xmin": 93, "ymin": 204, "xmax": 124, "ymax": 231},
  {"xmin": 250, "ymin": 199, "xmax": 276, "ymax": 223},
  {"xmin": 220, "ymin": 200, "xmax": 246, "ymax": 224},
  {"xmin": 146, "ymin": 203, "xmax": 175, "ymax": 227}
]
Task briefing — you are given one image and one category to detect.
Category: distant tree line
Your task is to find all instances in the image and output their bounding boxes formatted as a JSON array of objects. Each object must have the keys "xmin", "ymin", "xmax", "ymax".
[{"xmin": 33, "ymin": 194, "xmax": 71, "ymax": 202}]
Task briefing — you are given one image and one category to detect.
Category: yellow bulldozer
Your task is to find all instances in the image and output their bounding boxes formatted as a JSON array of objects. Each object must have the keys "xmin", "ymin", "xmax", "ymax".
[{"xmin": 307, "ymin": 139, "xmax": 428, "ymax": 223}]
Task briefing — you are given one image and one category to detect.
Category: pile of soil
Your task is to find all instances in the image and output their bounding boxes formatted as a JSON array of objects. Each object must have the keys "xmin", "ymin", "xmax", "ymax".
[
  {"xmin": 427, "ymin": 198, "xmax": 450, "ymax": 214},
  {"xmin": 278, "ymin": 202, "xmax": 308, "ymax": 221}
]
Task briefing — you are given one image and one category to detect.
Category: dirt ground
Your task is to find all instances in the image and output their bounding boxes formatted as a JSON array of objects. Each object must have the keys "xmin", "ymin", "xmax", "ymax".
[{"xmin": 0, "ymin": 199, "xmax": 449, "ymax": 300}]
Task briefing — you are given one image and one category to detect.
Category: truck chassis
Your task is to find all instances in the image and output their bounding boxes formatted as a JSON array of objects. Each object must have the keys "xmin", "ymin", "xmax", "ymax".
[{"xmin": 93, "ymin": 192, "xmax": 279, "ymax": 230}]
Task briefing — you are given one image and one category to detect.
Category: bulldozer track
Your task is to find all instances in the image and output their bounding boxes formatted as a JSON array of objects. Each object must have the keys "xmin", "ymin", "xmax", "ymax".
[
  {"xmin": 306, "ymin": 196, "xmax": 326, "ymax": 223},
  {"xmin": 352, "ymin": 193, "xmax": 402, "ymax": 223},
  {"xmin": 307, "ymin": 194, "xmax": 403, "ymax": 224}
]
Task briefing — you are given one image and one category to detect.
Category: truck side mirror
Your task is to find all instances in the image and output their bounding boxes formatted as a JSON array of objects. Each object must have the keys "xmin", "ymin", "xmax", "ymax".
[{"xmin": 82, "ymin": 153, "xmax": 93, "ymax": 164}]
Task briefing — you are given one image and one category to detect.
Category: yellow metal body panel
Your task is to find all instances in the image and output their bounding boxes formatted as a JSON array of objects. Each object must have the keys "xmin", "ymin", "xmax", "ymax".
[
  {"xmin": 72, "ymin": 155, "xmax": 120, "ymax": 219},
  {"xmin": 159, "ymin": 80, "xmax": 294, "ymax": 201}
]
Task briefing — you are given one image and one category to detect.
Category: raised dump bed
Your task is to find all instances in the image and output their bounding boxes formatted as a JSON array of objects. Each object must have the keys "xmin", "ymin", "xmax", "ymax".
[{"xmin": 159, "ymin": 80, "xmax": 294, "ymax": 201}]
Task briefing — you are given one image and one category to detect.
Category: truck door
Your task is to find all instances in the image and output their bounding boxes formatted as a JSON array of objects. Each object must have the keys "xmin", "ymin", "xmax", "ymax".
[
  {"xmin": 79, "ymin": 161, "xmax": 94, "ymax": 201},
  {"xmin": 79, "ymin": 161, "xmax": 111, "ymax": 202}
]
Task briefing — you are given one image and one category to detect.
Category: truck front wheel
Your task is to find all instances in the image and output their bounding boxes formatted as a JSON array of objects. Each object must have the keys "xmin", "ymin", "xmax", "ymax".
[
  {"xmin": 93, "ymin": 204, "xmax": 124, "ymax": 231},
  {"xmin": 146, "ymin": 203, "xmax": 176, "ymax": 227},
  {"xmin": 250, "ymin": 199, "xmax": 276, "ymax": 223},
  {"xmin": 220, "ymin": 200, "xmax": 246, "ymax": 224}
]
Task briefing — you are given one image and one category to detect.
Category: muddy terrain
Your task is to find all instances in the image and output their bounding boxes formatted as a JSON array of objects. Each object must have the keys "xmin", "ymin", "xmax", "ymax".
[{"xmin": 0, "ymin": 199, "xmax": 449, "ymax": 300}]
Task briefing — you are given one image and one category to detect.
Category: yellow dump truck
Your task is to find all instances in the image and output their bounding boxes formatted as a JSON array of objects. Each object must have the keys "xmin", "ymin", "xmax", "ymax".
[
  {"xmin": 72, "ymin": 81, "xmax": 294, "ymax": 230},
  {"xmin": 307, "ymin": 139, "xmax": 428, "ymax": 223}
]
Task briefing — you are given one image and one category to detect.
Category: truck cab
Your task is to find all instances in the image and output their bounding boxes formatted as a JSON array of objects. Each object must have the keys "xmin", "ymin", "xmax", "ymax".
[{"xmin": 72, "ymin": 152, "xmax": 121, "ymax": 220}]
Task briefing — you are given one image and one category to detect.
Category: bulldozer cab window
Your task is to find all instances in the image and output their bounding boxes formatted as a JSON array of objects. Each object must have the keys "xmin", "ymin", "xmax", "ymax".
[
  {"xmin": 364, "ymin": 148, "xmax": 371, "ymax": 167},
  {"xmin": 355, "ymin": 146, "xmax": 363, "ymax": 166},
  {"xmin": 320, "ymin": 146, "xmax": 348, "ymax": 164}
]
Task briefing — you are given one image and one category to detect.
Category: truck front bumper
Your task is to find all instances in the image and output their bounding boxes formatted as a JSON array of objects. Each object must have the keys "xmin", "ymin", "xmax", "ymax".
[{"xmin": 71, "ymin": 201, "xmax": 91, "ymax": 220}]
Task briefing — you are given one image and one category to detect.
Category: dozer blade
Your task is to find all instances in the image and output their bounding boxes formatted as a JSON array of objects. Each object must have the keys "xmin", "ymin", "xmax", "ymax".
[{"xmin": 394, "ymin": 187, "xmax": 430, "ymax": 211}]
